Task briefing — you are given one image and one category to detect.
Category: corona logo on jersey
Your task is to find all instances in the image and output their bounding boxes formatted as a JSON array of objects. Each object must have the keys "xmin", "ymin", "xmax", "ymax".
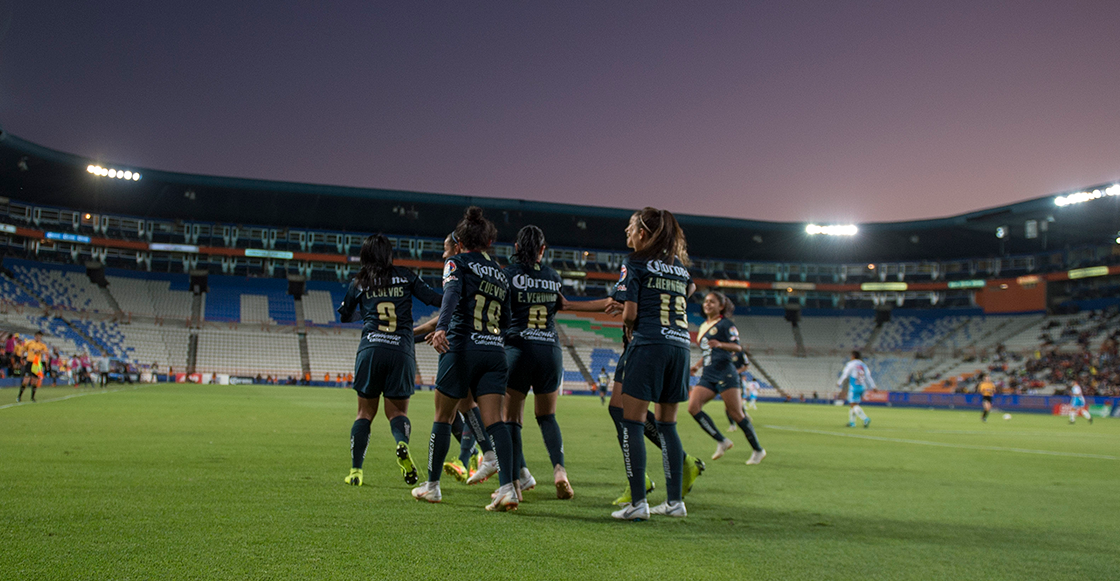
[
  {"xmin": 466, "ymin": 262, "xmax": 505, "ymax": 281},
  {"xmin": 645, "ymin": 260, "xmax": 689, "ymax": 278},
  {"xmin": 511, "ymin": 274, "xmax": 561, "ymax": 291}
]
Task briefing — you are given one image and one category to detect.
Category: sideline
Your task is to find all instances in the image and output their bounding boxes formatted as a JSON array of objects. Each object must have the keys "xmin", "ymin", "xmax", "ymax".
[
  {"xmin": 0, "ymin": 383, "xmax": 155, "ymax": 411},
  {"xmin": 764, "ymin": 424, "xmax": 1118, "ymax": 460}
]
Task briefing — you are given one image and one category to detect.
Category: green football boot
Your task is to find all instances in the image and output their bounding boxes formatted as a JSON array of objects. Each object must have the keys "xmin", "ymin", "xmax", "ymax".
[
  {"xmin": 612, "ymin": 473, "xmax": 655, "ymax": 506},
  {"xmin": 682, "ymin": 454, "xmax": 705, "ymax": 496},
  {"xmin": 396, "ymin": 442, "xmax": 419, "ymax": 485}
]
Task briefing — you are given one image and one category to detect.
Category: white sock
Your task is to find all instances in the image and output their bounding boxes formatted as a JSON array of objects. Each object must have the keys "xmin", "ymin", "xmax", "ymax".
[
  {"xmin": 1069, "ymin": 412, "xmax": 1076, "ymax": 422},
  {"xmin": 855, "ymin": 406, "xmax": 868, "ymax": 420},
  {"xmin": 849, "ymin": 408, "xmax": 856, "ymax": 423},
  {"xmin": 1082, "ymin": 409, "xmax": 1092, "ymax": 420}
]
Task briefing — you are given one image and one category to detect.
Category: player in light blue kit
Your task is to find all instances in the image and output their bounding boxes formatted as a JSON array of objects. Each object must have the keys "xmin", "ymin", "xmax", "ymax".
[
  {"xmin": 837, "ymin": 350, "xmax": 874, "ymax": 428},
  {"xmin": 1068, "ymin": 382, "xmax": 1093, "ymax": 424}
]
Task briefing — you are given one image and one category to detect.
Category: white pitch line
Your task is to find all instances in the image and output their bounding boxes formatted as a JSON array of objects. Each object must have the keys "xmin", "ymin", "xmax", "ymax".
[
  {"xmin": 0, "ymin": 384, "xmax": 152, "ymax": 411},
  {"xmin": 764, "ymin": 425, "xmax": 1118, "ymax": 460}
]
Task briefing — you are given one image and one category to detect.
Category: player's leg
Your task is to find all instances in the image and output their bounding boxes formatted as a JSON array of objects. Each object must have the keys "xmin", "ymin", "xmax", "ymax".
[
  {"xmin": 346, "ymin": 394, "xmax": 378, "ymax": 486},
  {"xmin": 848, "ymin": 402, "xmax": 858, "ymax": 427},
  {"xmin": 689, "ymin": 384, "xmax": 733, "ymax": 459},
  {"xmin": 723, "ymin": 387, "xmax": 765, "ymax": 463},
  {"xmin": 531, "ymin": 345, "xmax": 568, "ymax": 496},
  {"xmin": 982, "ymin": 399, "xmax": 991, "ymax": 421},
  {"xmin": 615, "ymin": 391, "xmax": 651, "ymax": 518},
  {"xmin": 384, "ymin": 396, "xmax": 419, "ymax": 485},
  {"xmin": 648, "ymin": 347, "xmax": 687, "ymax": 517},
  {"xmin": 503, "ymin": 388, "xmax": 529, "ymax": 493}
]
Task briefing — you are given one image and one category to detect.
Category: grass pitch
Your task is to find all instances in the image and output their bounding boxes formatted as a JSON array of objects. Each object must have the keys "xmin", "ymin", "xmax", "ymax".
[{"xmin": 1, "ymin": 383, "xmax": 1117, "ymax": 580}]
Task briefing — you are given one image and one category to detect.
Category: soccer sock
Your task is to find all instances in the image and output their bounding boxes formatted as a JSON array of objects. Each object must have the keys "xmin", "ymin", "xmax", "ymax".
[
  {"xmin": 485, "ymin": 422, "xmax": 515, "ymax": 487},
  {"xmin": 18, "ymin": 386, "xmax": 25, "ymax": 400},
  {"xmin": 458, "ymin": 432, "xmax": 476, "ymax": 466},
  {"xmin": 468, "ymin": 407, "xmax": 494, "ymax": 453},
  {"xmin": 849, "ymin": 408, "xmax": 857, "ymax": 423},
  {"xmin": 726, "ymin": 410, "xmax": 735, "ymax": 426},
  {"xmin": 620, "ymin": 419, "xmax": 647, "ymax": 503},
  {"xmin": 643, "ymin": 410, "xmax": 663, "ymax": 449},
  {"xmin": 656, "ymin": 421, "xmax": 684, "ymax": 503},
  {"xmin": 389, "ymin": 416, "xmax": 411, "ymax": 445},
  {"xmin": 982, "ymin": 409, "xmax": 989, "ymax": 420},
  {"xmin": 1069, "ymin": 412, "xmax": 1076, "ymax": 422},
  {"xmin": 1082, "ymin": 409, "xmax": 1092, "ymax": 420},
  {"xmin": 426, "ymin": 422, "xmax": 452, "ymax": 482},
  {"xmin": 854, "ymin": 406, "xmax": 868, "ymax": 420},
  {"xmin": 692, "ymin": 411, "xmax": 726, "ymax": 442},
  {"xmin": 350, "ymin": 418, "xmax": 371, "ymax": 470},
  {"xmin": 507, "ymin": 421, "xmax": 524, "ymax": 475},
  {"xmin": 608, "ymin": 405, "xmax": 625, "ymax": 448},
  {"xmin": 536, "ymin": 413, "xmax": 565, "ymax": 468},
  {"xmin": 736, "ymin": 416, "xmax": 763, "ymax": 452},
  {"xmin": 451, "ymin": 413, "xmax": 464, "ymax": 444}
]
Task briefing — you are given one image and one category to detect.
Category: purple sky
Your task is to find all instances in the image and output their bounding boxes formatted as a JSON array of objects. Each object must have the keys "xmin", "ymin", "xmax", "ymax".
[{"xmin": 3, "ymin": 1, "xmax": 1119, "ymax": 223}]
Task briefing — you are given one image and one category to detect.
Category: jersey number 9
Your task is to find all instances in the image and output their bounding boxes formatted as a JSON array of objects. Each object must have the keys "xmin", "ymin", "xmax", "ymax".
[{"xmin": 377, "ymin": 303, "xmax": 397, "ymax": 332}]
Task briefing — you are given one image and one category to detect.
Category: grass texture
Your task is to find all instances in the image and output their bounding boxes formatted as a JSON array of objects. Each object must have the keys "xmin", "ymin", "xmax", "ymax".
[{"xmin": 1, "ymin": 383, "xmax": 1117, "ymax": 580}]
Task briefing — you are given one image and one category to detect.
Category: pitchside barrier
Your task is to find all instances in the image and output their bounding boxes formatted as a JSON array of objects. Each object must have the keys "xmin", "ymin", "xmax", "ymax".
[{"xmin": 878, "ymin": 392, "xmax": 1117, "ymax": 417}]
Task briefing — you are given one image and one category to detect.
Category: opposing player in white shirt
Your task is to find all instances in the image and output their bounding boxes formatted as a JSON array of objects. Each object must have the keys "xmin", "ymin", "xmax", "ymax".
[
  {"xmin": 837, "ymin": 350, "xmax": 875, "ymax": 428},
  {"xmin": 1068, "ymin": 382, "xmax": 1093, "ymax": 424}
]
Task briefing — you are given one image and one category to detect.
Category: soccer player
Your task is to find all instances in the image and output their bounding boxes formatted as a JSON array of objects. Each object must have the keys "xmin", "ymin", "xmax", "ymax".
[
  {"xmin": 414, "ymin": 233, "xmax": 493, "ymax": 485},
  {"xmin": 1068, "ymin": 381, "xmax": 1093, "ymax": 424},
  {"xmin": 612, "ymin": 207, "xmax": 695, "ymax": 521},
  {"xmin": 837, "ymin": 351, "xmax": 874, "ymax": 428},
  {"xmin": 978, "ymin": 373, "xmax": 996, "ymax": 422},
  {"xmin": 502, "ymin": 225, "xmax": 616, "ymax": 500},
  {"xmin": 598, "ymin": 368, "xmax": 609, "ymax": 405},
  {"xmin": 17, "ymin": 332, "xmax": 48, "ymax": 403},
  {"xmin": 607, "ymin": 290, "xmax": 704, "ymax": 507},
  {"xmin": 412, "ymin": 207, "xmax": 520, "ymax": 511},
  {"xmin": 337, "ymin": 234, "xmax": 442, "ymax": 488},
  {"xmin": 689, "ymin": 293, "xmax": 766, "ymax": 465}
]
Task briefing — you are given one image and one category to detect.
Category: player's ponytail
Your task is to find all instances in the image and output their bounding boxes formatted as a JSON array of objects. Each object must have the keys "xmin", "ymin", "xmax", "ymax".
[
  {"xmin": 355, "ymin": 234, "xmax": 394, "ymax": 291},
  {"xmin": 513, "ymin": 225, "xmax": 546, "ymax": 266},
  {"xmin": 454, "ymin": 206, "xmax": 497, "ymax": 252},
  {"xmin": 630, "ymin": 207, "xmax": 691, "ymax": 267}
]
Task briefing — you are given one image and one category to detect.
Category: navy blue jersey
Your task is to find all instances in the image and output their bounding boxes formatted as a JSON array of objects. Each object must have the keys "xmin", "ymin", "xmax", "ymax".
[
  {"xmin": 436, "ymin": 251, "xmax": 511, "ymax": 352},
  {"xmin": 617, "ymin": 257, "xmax": 692, "ymax": 348},
  {"xmin": 337, "ymin": 265, "xmax": 442, "ymax": 355},
  {"xmin": 733, "ymin": 351, "xmax": 748, "ymax": 370},
  {"xmin": 504, "ymin": 262, "xmax": 564, "ymax": 345},
  {"xmin": 697, "ymin": 317, "xmax": 740, "ymax": 368}
]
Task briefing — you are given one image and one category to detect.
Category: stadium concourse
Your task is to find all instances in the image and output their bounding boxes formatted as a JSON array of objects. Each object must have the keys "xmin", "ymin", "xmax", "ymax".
[{"xmin": 2, "ymin": 130, "xmax": 1120, "ymax": 410}]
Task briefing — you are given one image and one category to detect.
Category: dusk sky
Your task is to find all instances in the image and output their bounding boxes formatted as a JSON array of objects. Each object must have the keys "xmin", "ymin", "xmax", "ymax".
[{"xmin": 3, "ymin": 1, "xmax": 1119, "ymax": 224}]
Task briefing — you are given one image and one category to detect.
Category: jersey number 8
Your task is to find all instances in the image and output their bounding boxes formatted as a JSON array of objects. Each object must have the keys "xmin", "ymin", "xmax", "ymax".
[{"xmin": 528, "ymin": 305, "xmax": 548, "ymax": 329}]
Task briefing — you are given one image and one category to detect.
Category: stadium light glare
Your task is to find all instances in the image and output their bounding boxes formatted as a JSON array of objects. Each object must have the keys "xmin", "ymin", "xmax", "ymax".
[
  {"xmin": 87, "ymin": 164, "xmax": 141, "ymax": 181},
  {"xmin": 805, "ymin": 224, "xmax": 858, "ymax": 236},
  {"xmin": 1054, "ymin": 185, "xmax": 1120, "ymax": 207}
]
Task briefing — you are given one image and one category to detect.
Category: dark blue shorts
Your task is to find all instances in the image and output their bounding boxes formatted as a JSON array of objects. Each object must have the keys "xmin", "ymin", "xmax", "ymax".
[
  {"xmin": 353, "ymin": 348, "xmax": 415, "ymax": 400},
  {"xmin": 621, "ymin": 344, "xmax": 690, "ymax": 404},
  {"xmin": 435, "ymin": 350, "xmax": 508, "ymax": 400},
  {"xmin": 505, "ymin": 342, "xmax": 563, "ymax": 395},
  {"xmin": 697, "ymin": 363, "xmax": 741, "ymax": 393},
  {"xmin": 613, "ymin": 346, "xmax": 629, "ymax": 384}
]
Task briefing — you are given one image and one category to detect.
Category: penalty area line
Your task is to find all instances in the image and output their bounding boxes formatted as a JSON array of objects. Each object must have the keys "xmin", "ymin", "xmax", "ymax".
[
  {"xmin": 0, "ymin": 384, "xmax": 153, "ymax": 411},
  {"xmin": 764, "ymin": 425, "xmax": 1117, "ymax": 460}
]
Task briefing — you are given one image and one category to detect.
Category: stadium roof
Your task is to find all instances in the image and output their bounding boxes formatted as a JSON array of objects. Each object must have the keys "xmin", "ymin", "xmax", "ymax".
[{"xmin": 1, "ymin": 129, "xmax": 1117, "ymax": 263}]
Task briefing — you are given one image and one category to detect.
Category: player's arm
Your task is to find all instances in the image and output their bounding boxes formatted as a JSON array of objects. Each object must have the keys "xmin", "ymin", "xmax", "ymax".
[
  {"xmin": 336, "ymin": 281, "xmax": 361, "ymax": 323},
  {"xmin": 561, "ymin": 296, "xmax": 613, "ymax": 312},
  {"xmin": 622, "ymin": 301, "xmax": 637, "ymax": 341},
  {"xmin": 414, "ymin": 316, "xmax": 438, "ymax": 339},
  {"xmin": 428, "ymin": 259, "xmax": 462, "ymax": 353}
]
